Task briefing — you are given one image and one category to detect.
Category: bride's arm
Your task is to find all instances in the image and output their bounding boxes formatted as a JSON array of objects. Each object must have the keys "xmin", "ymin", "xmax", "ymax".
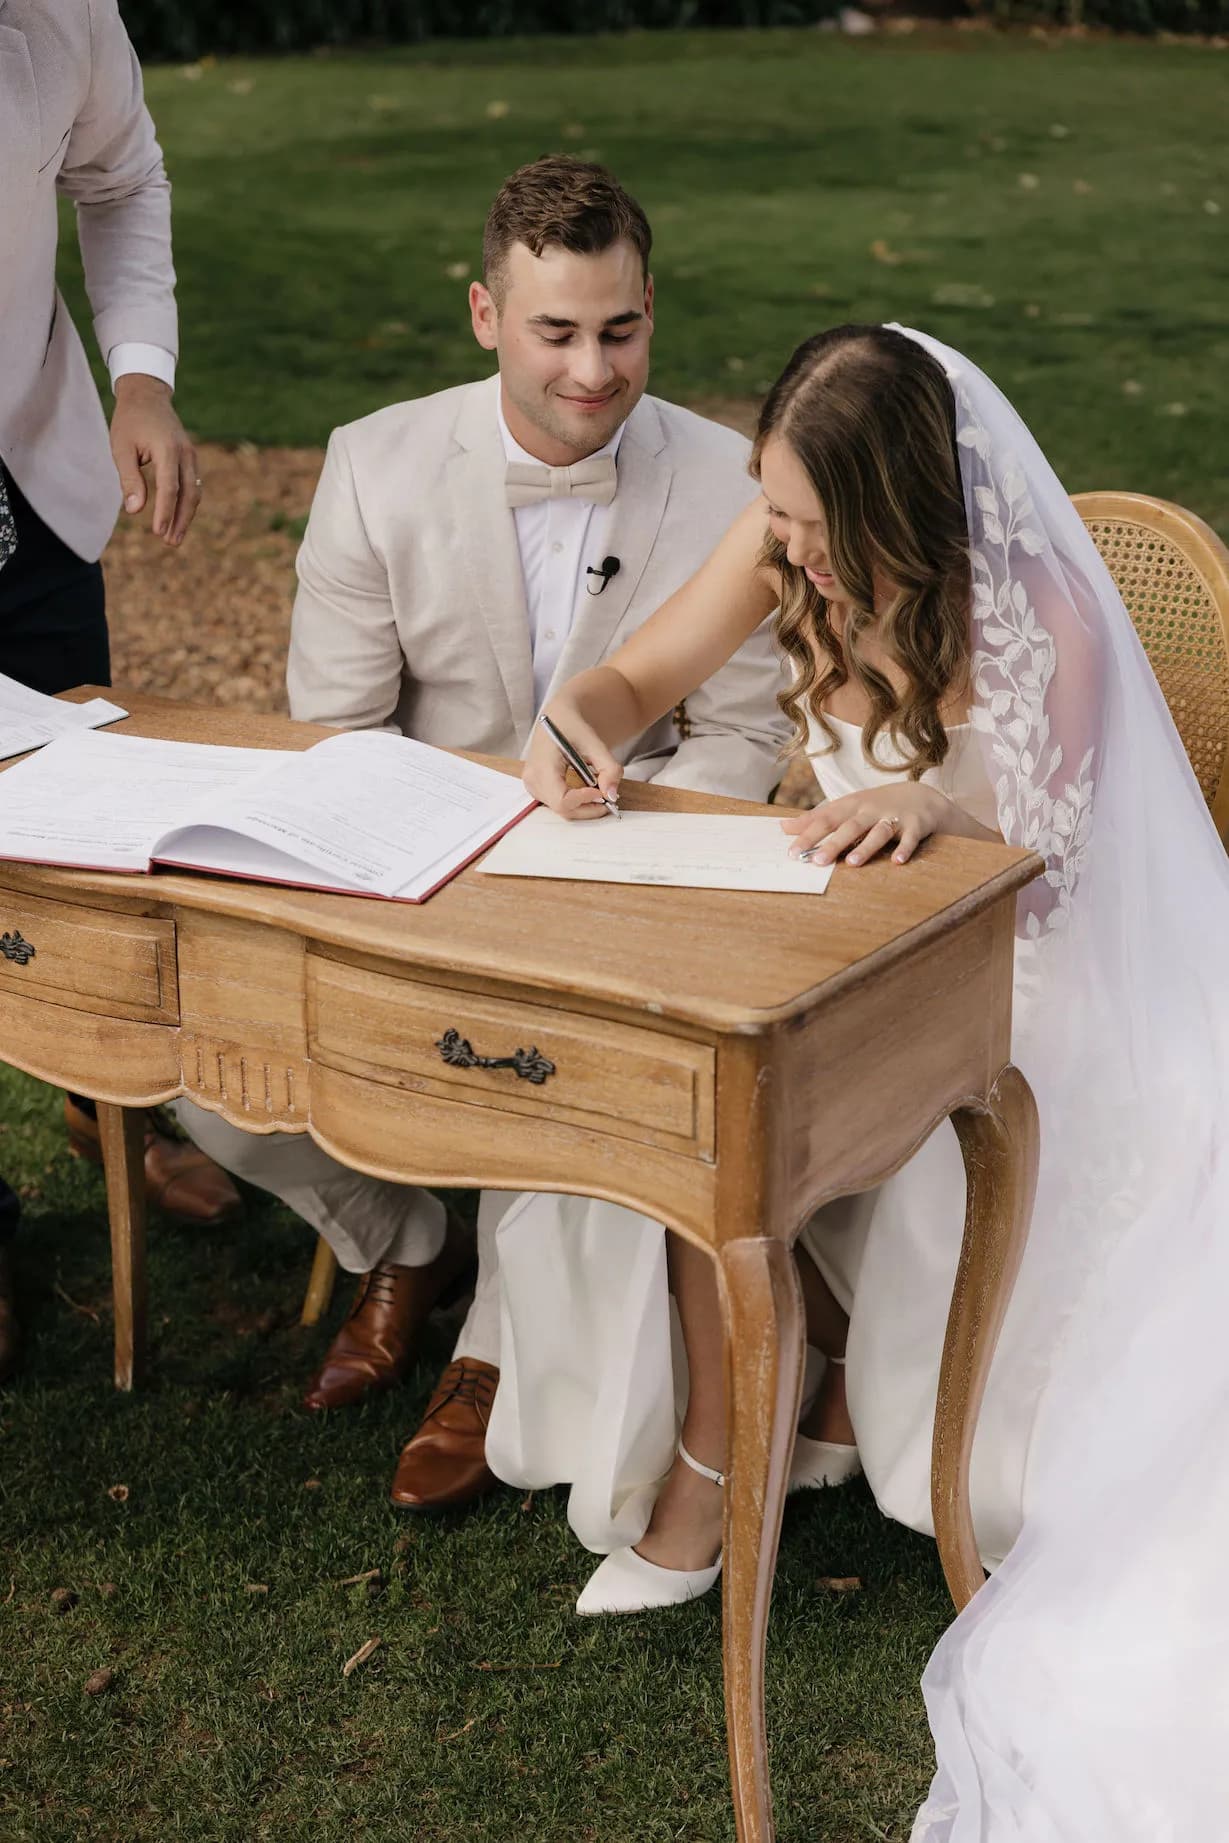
[{"xmin": 523, "ymin": 500, "xmax": 779, "ymax": 818}]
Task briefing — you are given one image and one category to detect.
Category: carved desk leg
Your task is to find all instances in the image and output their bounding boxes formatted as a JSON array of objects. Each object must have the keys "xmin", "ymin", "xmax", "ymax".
[
  {"xmin": 934, "ymin": 1065, "xmax": 1040, "ymax": 1608},
  {"xmin": 719, "ymin": 1237, "xmax": 806, "ymax": 1843},
  {"xmin": 96, "ymin": 1104, "xmax": 148, "ymax": 1391}
]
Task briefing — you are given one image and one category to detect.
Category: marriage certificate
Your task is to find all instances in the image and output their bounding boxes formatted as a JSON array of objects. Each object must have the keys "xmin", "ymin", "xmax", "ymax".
[{"xmin": 479, "ymin": 808, "xmax": 835, "ymax": 894}]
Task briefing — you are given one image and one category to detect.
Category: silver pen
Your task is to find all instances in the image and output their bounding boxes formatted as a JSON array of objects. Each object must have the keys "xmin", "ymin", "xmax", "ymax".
[{"xmin": 538, "ymin": 713, "xmax": 621, "ymax": 820}]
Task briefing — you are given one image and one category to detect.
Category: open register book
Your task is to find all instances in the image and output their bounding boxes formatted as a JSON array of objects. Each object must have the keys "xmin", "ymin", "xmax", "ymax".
[{"xmin": 0, "ymin": 727, "xmax": 534, "ymax": 903}]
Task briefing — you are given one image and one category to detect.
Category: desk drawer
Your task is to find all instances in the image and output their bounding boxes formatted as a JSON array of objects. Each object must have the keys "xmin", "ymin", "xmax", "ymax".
[
  {"xmin": 0, "ymin": 888, "xmax": 178, "ymax": 1025},
  {"xmin": 308, "ymin": 956, "xmax": 714, "ymax": 1157}
]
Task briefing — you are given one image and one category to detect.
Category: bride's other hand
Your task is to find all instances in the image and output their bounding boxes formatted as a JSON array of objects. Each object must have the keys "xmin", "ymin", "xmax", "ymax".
[
  {"xmin": 522, "ymin": 708, "xmax": 624, "ymax": 820},
  {"xmin": 780, "ymin": 784, "xmax": 959, "ymax": 866}
]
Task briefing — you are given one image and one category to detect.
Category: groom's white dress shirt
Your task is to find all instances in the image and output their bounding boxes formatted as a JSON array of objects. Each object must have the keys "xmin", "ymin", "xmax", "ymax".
[
  {"xmin": 177, "ymin": 372, "xmax": 790, "ymax": 1366},
  {"xmin": 498, "ymin": 403, "xmax": 624, "ymax": 711},
  {"xmin": 0, "ymin": 0, "xmax": 178, "ymax": 560}
]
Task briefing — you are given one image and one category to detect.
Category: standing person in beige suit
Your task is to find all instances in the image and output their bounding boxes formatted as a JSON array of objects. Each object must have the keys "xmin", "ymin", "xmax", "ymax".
[
  {"xmin": 0, "ymin": 0, "xmax": 239, "ymax": 1385},
  {"xmin": 177, "ymin": 158, "xmax": 789, "ymax": 1517}
]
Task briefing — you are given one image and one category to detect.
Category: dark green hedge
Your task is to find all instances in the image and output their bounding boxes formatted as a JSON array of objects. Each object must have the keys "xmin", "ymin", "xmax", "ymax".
[
  {"xmin": 119, "ymin": 1, "xmax": 840, "ymax": 61},
  {"xmin": 118, "ymin": 0, "xmax": 1225, "ymax": 56},
  {"xmin": 970, "ymin": 0, "xmax": 1226, "ymax": 27}
]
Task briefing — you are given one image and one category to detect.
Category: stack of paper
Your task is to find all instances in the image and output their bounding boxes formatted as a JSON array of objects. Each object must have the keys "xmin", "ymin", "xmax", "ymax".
[{"xmin": 0, "ymin": 672, "xmax": 127, "ymax": 763}]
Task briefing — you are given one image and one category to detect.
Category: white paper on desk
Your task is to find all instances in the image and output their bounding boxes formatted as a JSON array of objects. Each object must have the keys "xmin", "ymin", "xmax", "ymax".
[
  {"xmin": 479, "ymin": 808, "xmax": 836, "ymax": 894},
  {"xmin": 0, "ymin": 671, "xmax": 127, "ymax": 764}
]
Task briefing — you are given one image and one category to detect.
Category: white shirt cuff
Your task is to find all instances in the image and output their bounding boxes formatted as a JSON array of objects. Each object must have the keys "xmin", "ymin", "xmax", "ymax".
[{"xmin": 107, "ymin": 343, "xmax": 177, "ymax": 393}]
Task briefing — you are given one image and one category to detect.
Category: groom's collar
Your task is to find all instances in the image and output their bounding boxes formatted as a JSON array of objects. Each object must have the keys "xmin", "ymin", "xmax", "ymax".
[{"xmin": 452, "ymin": 370, "xmax": 666, "ymax": 463}]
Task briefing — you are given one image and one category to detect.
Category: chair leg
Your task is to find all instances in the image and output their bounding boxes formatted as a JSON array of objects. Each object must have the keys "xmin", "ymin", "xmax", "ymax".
[{"xmin": 300, "ymin": 1234, "xmax": 338, "ymax": 1327}]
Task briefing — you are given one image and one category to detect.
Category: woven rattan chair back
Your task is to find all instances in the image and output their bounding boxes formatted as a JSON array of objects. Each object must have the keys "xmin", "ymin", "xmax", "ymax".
[{"xmin": 1074, "ymin": 492, "xmax": 1229, "ymax": 845}]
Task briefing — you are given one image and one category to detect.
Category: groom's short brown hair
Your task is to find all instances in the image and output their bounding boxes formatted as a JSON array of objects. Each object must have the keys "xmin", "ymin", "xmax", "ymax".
[{"xmin": 483, "ymin": 157, "xmax": 652, "ymax": 305}]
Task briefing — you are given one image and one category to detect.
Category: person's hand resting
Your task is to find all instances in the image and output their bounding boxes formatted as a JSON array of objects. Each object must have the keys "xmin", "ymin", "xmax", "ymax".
[
  {"xmin": 522, "ymin": 705, "xmax": 624, "ymax": 821},
  {"xmin": 780, "ymin": 782, "xmax": 986, "ymax": 867},
  {"xmin": 110, "ymin": 375, "xmax": 201, "ymax": 547}
]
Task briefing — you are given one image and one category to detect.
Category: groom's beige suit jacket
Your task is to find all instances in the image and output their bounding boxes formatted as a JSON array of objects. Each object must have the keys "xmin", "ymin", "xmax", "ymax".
[
  {"xmin": 0, "ymin": 0, "xmax": 177, "ymax": 560},
  {"xmin": 288, "ymin": 374, "xmax": 791, "ymax": 797}
]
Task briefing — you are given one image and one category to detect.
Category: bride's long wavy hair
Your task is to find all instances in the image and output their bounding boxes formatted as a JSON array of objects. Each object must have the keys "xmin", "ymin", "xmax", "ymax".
[{"xmin": 752, "ymin": 324, "xmax": 972, "ymax": 778}]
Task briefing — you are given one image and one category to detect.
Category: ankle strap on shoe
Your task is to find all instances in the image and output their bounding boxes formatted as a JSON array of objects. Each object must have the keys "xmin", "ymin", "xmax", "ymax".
[{"xmin": 678, "ymin": 1439, "xmax": 725, "ymax": 1488}]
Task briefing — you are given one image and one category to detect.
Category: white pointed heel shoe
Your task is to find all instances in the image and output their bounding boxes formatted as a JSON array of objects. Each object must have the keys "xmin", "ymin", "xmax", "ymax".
[
  {"xmin": 575, "ymin": 1441, "xmax": 724, "ymax": 1617},
  {"xmin": 790, "ymin": 1355, "xmax": 862, "ymax": 1494}
]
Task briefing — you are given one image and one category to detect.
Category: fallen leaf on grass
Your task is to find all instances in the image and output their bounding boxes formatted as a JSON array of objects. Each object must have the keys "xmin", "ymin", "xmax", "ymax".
[
  {"xmin": 342, "ymin": 1636, "xmax": 382, "ymax": 1678},
  {"xmin": 83, "ymin": 1669, "xmax": 115, "ymax": 1697},
  {"xmin": 107, "ymin": 1484, "xmax": 129, "ymax": 1504},
  {"xmin": 53, "ymin": 1282, "xmax": 101, "ymax": 1324},
  {"xmin": 244, "ymin": 1582, "xmax": 269, "ymax": 1595},
  {"xmin": 817, "ymin": 1575, "xmax": 862, "ymax": 1593},
  {"xmin": 336, "ymin": 1569, "xmax": 382, "ymax": 1588},
  {"xmin": 438, "ymin": 1716, "xmax": 480, "ymax": 1742},
  {"xmin": 303, "ymin": 1478, "xmax": 322, "ymax": 1491},
  {"xmin": 50, "ymin": 1587, "xmax": 78, "ymax": 1615}
]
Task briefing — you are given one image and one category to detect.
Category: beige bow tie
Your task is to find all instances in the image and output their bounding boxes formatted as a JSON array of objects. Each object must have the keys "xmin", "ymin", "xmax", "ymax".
[{"xmin": 504, "ymin": 454, "xmax": 618, "ymax": 510}]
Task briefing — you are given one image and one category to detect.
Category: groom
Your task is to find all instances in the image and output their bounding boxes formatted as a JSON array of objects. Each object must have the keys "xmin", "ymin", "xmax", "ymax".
[{"xmin": 176, "ymin": 157, "xmax": 789, "ymax": 1505}]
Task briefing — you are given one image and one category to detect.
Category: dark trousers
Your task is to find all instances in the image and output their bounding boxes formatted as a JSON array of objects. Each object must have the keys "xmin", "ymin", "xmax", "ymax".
[
  {"xmin": 0, "ymin": 465, "xmax": 111, "ymax": 1242},
  {"xmin": 0, "ymin": 467, "xmax": 109, "ymax": 694}
]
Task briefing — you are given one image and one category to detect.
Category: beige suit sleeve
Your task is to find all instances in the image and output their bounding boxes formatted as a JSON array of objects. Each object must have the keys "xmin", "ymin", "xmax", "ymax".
[
  {"xmin": 287, "ymin": 430, "xmax": 406, "ymax": 732},
  {"xmin": 639, "ymin": 611, "xmax": 792, "ymax": 803},
  {"xmin": 59, "ymin": 0, "xmax": 178, "ymax": 361}
]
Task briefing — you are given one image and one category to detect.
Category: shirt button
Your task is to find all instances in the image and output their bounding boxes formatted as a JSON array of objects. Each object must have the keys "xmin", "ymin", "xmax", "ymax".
[
  {"xmin": 551, "ymin": 541, "xmax": 564, "ymax": 555},
  {"xmin": 544, "ymin": 628, "xmax": 556, "ymax": 641}
]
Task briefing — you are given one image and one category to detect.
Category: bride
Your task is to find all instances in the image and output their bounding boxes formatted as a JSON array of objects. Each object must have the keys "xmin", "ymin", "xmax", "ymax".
[{"xmin": 510, "ymin": 321, "xmax": 1229, "ymax": 1835}]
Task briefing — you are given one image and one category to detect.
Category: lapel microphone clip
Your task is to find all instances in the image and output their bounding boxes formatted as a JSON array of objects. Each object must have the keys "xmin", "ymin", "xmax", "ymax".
[{"xmin": 585, "ymin": 555, "xmax": 621, "ymax": 597}]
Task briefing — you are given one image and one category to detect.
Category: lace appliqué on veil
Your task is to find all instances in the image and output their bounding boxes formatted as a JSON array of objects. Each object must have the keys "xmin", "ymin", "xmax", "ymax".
[{"xmin": 957, "ymin": 415, "xmax": 1095, "ymax": 940}]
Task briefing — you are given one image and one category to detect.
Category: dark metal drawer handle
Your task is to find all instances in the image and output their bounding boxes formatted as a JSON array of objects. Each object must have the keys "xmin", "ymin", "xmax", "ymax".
[
  {"xmin": 435, "ymin": 1027, "xmax": 555, "ymax": 1086},
  {"xmin": 0, "ymin": 930, "xmax": 35, "ymax": 966}
]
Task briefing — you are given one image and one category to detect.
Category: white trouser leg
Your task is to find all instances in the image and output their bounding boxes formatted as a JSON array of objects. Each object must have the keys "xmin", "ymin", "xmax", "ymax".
[
  {"xmin": 172, "ymin": 1097, "xmax": 446, "ymax": 1273},
  {"xmin": 450, "ymin": 1189, "xmax": 507, "ymax": 1366}
]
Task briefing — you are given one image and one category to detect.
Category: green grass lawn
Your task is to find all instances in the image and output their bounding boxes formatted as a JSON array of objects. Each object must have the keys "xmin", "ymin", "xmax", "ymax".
[
  {"xmin": 7, "ymin": 27, "xmax": 1227, "ymax": 1842},
  {"xmin": 0, "ymin": 1081, "xmax": 947, "ymax": 1842},
  {"xmin": 58, "ymin": 28, "xmax": 1229, "ymax": 530}
]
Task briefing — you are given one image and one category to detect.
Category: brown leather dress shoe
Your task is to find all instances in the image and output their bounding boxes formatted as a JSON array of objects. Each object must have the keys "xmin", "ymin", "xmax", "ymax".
[
  {"xmin": 390, "ymin": 1357, "xmax": 500, "ymax": 1511},
  {"xmin": 302, "ymin": 1215, "xmax": 474, "ymax": 1413},
  {"xmin": 63, "ymin": 1098, "xmax": 242, "ymax": 1226},
  {"xmin": 0, "ymin": 1245, "xmax": 20, "ymax": 1386}
]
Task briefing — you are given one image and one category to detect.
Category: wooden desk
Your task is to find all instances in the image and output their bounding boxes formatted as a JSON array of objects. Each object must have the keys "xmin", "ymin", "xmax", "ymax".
[{"xmin": 0, "ymin": 692, "xmax": 1041, "ymax": 1843}]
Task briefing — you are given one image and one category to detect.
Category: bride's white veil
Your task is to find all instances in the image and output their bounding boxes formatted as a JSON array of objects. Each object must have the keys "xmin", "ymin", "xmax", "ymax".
[{"xmin": 886, "ymin": 326, "xmax": 1229, "ymax": 1839}]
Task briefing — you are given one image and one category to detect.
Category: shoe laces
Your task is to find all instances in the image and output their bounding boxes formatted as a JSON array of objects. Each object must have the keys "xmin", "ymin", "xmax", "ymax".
[
  {"xmin": 425, "ymin": 1360, "xmax": 497, "ymax": 1426},
  {"xmin": 347, "ymin": 1263, "xmax": 401, "ymax": 1319}
]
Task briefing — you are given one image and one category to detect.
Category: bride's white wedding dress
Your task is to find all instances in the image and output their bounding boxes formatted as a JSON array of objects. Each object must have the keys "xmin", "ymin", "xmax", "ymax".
[
  {"xmin": 490, "ymin": 325, "xmax": 1229, "ymax": 1837},
  {"xmin": 483, "ymin": 706, "xmax": 1037, "ymax": 1568}
]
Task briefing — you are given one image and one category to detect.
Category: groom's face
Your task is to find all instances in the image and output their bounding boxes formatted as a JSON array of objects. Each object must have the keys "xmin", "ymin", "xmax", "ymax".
[{"xmin": 471, "ymin": 239, "xmax": 654, "ymax": 464}]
